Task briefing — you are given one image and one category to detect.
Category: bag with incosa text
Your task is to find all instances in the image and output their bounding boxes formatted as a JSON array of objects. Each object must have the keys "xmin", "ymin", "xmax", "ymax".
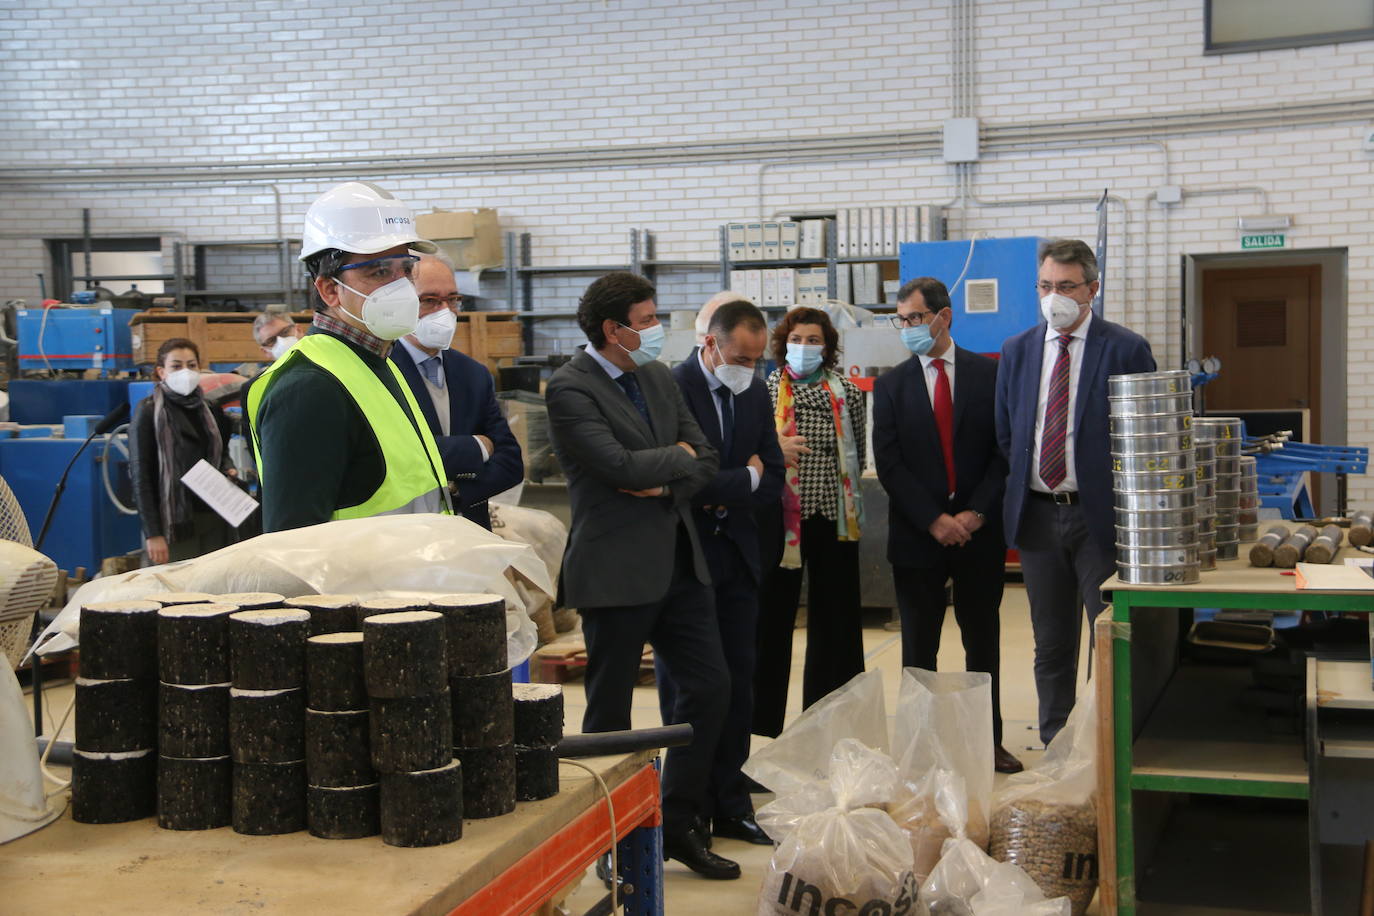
[{"xmin": 757, "ymin": 739, "xmax": 918, "ymax": 916}]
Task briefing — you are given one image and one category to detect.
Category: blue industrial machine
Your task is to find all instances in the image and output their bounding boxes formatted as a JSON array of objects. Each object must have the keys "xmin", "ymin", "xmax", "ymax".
[
  {"xmin": 1255, "ymin": 439, "xmax": 1368, "ymax": 519},
  {"xmin": 898, "ymin": 236, "xmax": 1049, "ymax": 355},
  {"xmin": 0, "ymin": 429, "xmax": 143, "ymax": 573},
  {"xmin": 15, "ymin": 306, "xmax": 139, "ymax": 373},
  {"xmin": 6, "ymin": 379, "xmax": 131, "ymax": 425}
]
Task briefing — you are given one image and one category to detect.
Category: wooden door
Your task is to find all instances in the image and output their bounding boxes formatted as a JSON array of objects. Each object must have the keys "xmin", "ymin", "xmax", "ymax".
[{"xmin": 1201, "ymin": 265, "xmax": 1322, "ymax": 439}]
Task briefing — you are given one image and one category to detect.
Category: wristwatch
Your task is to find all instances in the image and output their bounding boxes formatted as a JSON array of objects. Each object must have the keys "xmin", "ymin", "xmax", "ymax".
[{"xmin": 970, "ymin": 510, "xmax": 986, "ymax": 521}]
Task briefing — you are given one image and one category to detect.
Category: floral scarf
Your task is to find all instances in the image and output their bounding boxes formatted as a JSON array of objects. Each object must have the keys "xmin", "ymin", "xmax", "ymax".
[{"xmin": 774, "ymin": 366, "xmax": 863, "ymax": 569}]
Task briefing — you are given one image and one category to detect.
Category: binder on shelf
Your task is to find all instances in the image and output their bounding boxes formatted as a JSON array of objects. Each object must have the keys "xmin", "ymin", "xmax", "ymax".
[
  {"xmin": 745, "ymin": 222, "xmax": 764, "ymax": 260},
  {"xmin": 858, "ymin": 207, "xmax": 871, "ymax": 257},
  {"xmin": 726, "ymin": 222, "xmax": 747, "ymax": 261},
  {"xmin": 835, "ymin": 263, "xmax": 852, "ymax": 304},
  {"xmin": 888, "ymin": 207, "xmax": 900, "ymax": 255},
  {"xmin": 854, "ymin": 262, "xmax": 880, "ymax": 305},
  {"xmin": 837, "ymin": 209, "xmax": 850, "ymax": 257},
  {"xmin": 761, "ymin": 267, "xmax": 779, "ymax": 307},
  {"xmin": 776, "ymin": 268, "xmax": 796, "ymax": 307},
  {"xmin": 742, "ymin": 269, "xmax": 763, "ymax": 304},
  {"xmin": 780, "ymin": 221, "xmax": 800, "ymax": 260},
  {"xmin": 762, "ymin": 221, "xmax": 781, "ymax": 260},
  {"xmin": 799, "ymin": 219, "xmax": 826, "ymax": 260}
]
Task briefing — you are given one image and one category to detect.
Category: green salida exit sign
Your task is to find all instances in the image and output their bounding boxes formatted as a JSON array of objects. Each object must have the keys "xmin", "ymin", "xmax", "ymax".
[{"xmin": 1241, "ymin": 233, "xmax": 1286, "ymax": 250}]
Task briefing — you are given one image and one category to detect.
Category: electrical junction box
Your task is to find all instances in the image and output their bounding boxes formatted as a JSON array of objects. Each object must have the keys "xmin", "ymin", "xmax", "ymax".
[{"xmin": 943, "ymin": 118, "xmax": 980, "ymax": 163}]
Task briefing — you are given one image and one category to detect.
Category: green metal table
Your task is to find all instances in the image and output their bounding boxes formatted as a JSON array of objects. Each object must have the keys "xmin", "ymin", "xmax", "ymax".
[{"xmin": 1100, "ymin": 543, "xmax": 1373, "ymax": 914}]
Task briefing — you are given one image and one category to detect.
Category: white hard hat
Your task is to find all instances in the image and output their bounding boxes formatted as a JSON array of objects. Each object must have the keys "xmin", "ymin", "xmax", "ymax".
[{"xmin": 299, "ymin": 182, "xmax": 439, "ymax": 261}]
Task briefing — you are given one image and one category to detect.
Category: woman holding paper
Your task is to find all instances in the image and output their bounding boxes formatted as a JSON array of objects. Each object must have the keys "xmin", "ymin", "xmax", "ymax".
[{"xmin": 129, "ymin": 337, "xmax": 236, "ymax": 564}]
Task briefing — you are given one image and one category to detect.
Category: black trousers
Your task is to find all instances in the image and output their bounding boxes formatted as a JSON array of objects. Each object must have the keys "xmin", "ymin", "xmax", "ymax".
[
  {"xmin": 892, "ymin": 532, "xmax": 1007, "ymax": 746},
  {"xmin": 578, "ymin": 525, "xmax": 730, "ymax": 836},
  {"xmin": 656, "ymin": 532, "xmax": 759, "ymax": 819},
  {"xmin": 753, "ymin": 510, "xmax": 865, "ymax": 738}
]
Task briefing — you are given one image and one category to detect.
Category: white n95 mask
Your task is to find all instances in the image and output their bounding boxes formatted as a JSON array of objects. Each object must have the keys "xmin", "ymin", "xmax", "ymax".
[
  {"xmin": 714, "ymin": 363, "xmax": 755, "ymax": 395},
  {"xmin": 268, "ymin": 334, "xmax": 297, "ymax": 360},
  {"xmin": 413, "ymin": 308, "xmax": 458, "ymax": 350},
  {"xmin": 336, "ymin": 276, "xmax": 421, "ymax": 340},
  {"xmin": 163, "ymin": 368, "xmax": 200, "ymax": 397},
  {"xmin": 1040, "ymin": 292, "xmax": 1083, "ymax": 330}
]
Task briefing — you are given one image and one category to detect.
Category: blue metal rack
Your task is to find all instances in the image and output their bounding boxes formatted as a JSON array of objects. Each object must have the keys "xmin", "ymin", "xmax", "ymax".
[{"xmin": 1254, "ymin": 440, "xmax": 1368, "ymax": 519}]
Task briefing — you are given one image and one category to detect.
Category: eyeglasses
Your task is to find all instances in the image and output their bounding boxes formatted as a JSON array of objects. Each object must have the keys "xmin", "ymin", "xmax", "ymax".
[
  {"xmin": 883, "ymin": 312, "xmax": 932, "ymax": 329},
  {"xmin": 259, "ymin": 328, "xmax": 295, "ymax": 347},
  {"xmin": 1036, "ymin": 280, "xmax": 1088, "ymax": 294},
  {"xmin": 419, "ymin": 294, "xmax": 462, "ymax": 310},
  {"xmin": 338, "ymin": 254, "xmax": 420, "ymax": 284}
]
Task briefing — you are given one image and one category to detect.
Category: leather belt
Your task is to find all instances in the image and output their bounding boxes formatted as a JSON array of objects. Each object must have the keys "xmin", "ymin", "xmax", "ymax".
[{"xmin": 1030, "ymin": 489, "xmax": 1079, "ymax": 505}]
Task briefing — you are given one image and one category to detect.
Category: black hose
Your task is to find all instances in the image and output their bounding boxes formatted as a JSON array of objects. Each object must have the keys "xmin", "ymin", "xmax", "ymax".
[{"xmin": 556, "ymin": 724, "xmax": 693, "ymax": 758}]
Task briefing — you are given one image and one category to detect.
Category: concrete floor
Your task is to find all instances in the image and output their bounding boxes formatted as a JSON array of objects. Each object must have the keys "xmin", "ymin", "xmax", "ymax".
[{"xmin": 558, "ymin": 582, "xmax": 1102, "ymax": 915}]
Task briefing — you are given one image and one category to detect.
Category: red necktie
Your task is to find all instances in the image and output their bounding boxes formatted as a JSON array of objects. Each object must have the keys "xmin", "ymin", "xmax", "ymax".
[
  {"xmin": 932, "ymin": 358, "xmax": 956, "ymax": 496},
  {"xmin": 1039, "ymin": 334, "xmax": 1073, "ymax": 490}
]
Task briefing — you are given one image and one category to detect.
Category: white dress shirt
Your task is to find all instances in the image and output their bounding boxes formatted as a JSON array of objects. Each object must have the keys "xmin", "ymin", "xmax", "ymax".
[
  {"xmin": 1030, "ymin": 310, "xmax": 1093, "ymax": 494},
  {"xmin": 585, "ymin": 341, "xmax": 625, "ymax": 380},
  {"xmin": 398, "ymin": 337, "xmax": 488, "ymax": 461},
  {"xmin": 697, "ymin": 348, "xmax": 760, "ymax": 492},
  {"xmin": 917, "ymin": 339, "xmax": 956, "ymax": 408}
]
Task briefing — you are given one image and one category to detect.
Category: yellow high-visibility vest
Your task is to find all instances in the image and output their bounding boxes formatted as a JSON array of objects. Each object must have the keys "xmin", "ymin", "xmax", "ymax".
[{"xmin": 247, "ymin": 333, "xmax": 450, "ymax": 520}]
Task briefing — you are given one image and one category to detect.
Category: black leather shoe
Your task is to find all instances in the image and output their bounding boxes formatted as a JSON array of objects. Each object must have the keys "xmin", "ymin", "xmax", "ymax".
[
  {"xmin": 994, "ymin": 745, "xmax": 1025, "ymax": 774},
  {"xmin": 663, "ymin": 828, "xmax": 741, "ymax": 880},
  {"xmin": 712, "ymin": 813, "xmax": 773, "ymax": 845}
]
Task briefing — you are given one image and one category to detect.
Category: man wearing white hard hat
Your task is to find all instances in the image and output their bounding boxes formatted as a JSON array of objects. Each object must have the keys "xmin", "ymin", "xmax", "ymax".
[{"xmin": 246, "ymin": 182, "xmax": 451, "ymax": 531}]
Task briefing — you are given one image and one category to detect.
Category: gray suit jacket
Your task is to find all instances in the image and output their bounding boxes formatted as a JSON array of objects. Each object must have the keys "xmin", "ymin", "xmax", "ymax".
[{"xmin": 546, "ymin": 348, "xmax": 719, "ymax": 608}]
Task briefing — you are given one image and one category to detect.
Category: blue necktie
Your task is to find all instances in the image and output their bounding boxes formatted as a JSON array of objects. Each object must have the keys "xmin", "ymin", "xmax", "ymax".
[
  {"xmin": 421, "ymin": 356, "xmax": 444, "ymax": 389},
  {"xmin": 716, "ymin": 386, "xmax": 735, "ymax": 458},
  {"xmin": 615, "ymin": 372, "xmax": 653, "ymax": 432}
]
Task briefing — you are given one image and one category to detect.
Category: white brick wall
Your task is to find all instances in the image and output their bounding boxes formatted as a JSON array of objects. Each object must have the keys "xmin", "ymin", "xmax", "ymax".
[{"xmin": 4, "ymin": 0, "xmax": 1374, "ymax": 502}]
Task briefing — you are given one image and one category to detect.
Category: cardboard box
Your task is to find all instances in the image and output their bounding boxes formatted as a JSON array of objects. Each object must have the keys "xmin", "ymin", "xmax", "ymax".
[{"xmin": 415, "ymin": 208, "xmax": 502, "ymax": 270}]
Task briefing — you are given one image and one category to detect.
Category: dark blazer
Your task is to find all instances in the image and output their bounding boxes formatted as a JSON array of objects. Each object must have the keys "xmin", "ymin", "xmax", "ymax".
[
  {"xmin": 873, "ymin": 346, "xmax": 1006, "ymax": 568},
  {"xmin": 995, "ymin": 317, "xmax": 1156, "ymax": 550},
  {"xmin": 389, "ymin": 343, "xmax": 523, "ymax": 530},
  {"xmin": 546, "ymin": 348, "xmax": 719, "ymax": 609},
  {"xmin": 672, "ymin": 351, "xmax": 785, "ymax": 583}
]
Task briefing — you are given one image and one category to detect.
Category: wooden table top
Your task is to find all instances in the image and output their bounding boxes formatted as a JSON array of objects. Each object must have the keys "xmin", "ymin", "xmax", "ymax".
[{"xmin": 1, "ymin": 750, "xmax": 653, "ymax": 916}]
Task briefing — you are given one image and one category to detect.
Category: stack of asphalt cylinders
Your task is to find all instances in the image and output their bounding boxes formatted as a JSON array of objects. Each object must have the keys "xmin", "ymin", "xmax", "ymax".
[
  {"xmin": 1194, "ymin": 417, "xmax": 1244, "ymax": 561},
  {"xmin": 1237, "ymin": 455, "xmax": 1260, "ymax": 542},
  {"xmin": 1108, "ymin": 370, "xmax": 1201, "ymax": 585}
]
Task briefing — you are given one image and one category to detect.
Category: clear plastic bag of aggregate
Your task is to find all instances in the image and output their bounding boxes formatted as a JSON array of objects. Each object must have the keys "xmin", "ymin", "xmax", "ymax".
[
  {"xmin": 757, "ymin": 739, "xmax": 917, "ymax": 916},
  {"xmin": 742, "ymin": 668, "xmax": 889, "ymax": 798},
  {"xmin": 30, "ymin": 514, "xmax": 549, "ymax": 667},
  {"xmin": 894, "ymin": 668, "xmax": 995, "ymax": 853},
  {"xmin": 988, "ymin": 693, "xmax": 1099, "ymax": 916},
  {"xmin": 918, "ymin": 836, "xmax": 1071, "ymax": 916}
]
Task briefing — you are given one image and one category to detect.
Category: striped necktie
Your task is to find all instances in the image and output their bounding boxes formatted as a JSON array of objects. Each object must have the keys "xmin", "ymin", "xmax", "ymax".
[{"xmin": 1038, "ymin": 334, "xmax": 1073, "ymax": 490}]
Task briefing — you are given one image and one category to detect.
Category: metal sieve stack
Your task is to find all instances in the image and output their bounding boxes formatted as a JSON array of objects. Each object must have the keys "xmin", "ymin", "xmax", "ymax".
[
  {"xmin": 1195, "ymin": 417, "xmax": 1244, "ymax": 561},
  {"xmin": 1109, "ymin": 370, "xmax": 1200, "ymax": 585},
  {"xmin": 1193, "ymin": 440, "xmax": 1218, "ymax": 569},
  {"xmin": 1237, "ymin": 455, "xmax": 1260, "ymax": 541}
]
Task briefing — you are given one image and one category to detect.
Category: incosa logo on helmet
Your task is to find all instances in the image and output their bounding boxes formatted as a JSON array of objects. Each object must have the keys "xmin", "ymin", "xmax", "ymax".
[{"xmin": 383, "ymin": 216, "xmax": 411, "ymax": 226}]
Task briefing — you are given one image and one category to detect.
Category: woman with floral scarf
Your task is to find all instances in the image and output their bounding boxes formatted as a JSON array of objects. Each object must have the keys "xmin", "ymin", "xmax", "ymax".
[{"xmin": 752, "ymin": 307, "xmax": 866, "ymax": 738}]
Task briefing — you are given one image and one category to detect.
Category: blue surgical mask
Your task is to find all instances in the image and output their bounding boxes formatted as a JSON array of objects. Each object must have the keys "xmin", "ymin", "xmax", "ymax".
[
  {"xmin": 617, "ymin": 321, "xmax": 664, "ymax": 367},
  {"xmin": 785, "ymin": 342, "xmax": 823, "ymax": 376},
  {"xmin": 901, "ymin": 323, "xmax": 935, "ymax": 356}
]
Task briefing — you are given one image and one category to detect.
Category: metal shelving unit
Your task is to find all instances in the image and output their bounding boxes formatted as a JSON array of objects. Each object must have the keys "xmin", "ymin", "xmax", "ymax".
[
  {"xmin": 494, "ymin": 229, "xmax": 716, "ymax": 352},
  {"xmin": 171, "ymin": 239, "xmax": 305, "ymax": 311},
  {"xmin": 716, "ymin": 221, "xmax": 899, "ymax": 310}
]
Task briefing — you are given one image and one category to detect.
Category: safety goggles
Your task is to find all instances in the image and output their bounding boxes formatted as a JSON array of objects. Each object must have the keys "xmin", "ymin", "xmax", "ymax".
[{"xmin": 338, "ymin": 254, "xmax": 421, "ymax": 284}]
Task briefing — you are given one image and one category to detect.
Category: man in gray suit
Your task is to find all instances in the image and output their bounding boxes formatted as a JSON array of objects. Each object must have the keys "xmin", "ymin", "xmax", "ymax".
[{"xmin": 546, "ymin": 271, "xmax": 738, "ymax": 880}]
